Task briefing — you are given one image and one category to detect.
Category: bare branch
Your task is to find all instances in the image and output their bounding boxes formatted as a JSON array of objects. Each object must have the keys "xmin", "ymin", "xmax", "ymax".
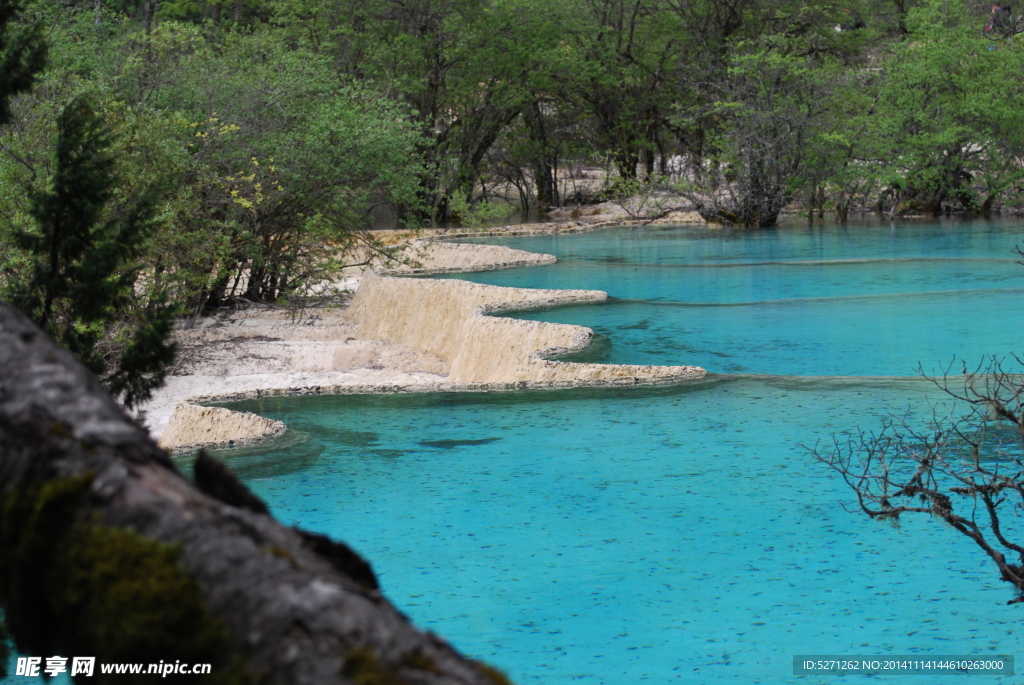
[{"xmin": 809, "ymin": 356, "xmax": 1024, "ymax": 604}]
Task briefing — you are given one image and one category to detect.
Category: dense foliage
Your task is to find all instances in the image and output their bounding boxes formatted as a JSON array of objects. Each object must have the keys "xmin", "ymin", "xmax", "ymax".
[
  {"xmin": 7, "ymin": 96, "xmax": 176, "ymax": 408},
  {"xmin": 1, "ymin": 0, "xmax": 1022, "ymax": 334}
]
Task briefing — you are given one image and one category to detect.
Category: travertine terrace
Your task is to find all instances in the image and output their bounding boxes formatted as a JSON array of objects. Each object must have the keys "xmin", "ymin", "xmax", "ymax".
[
  {"xmin": 159, "ymin": 401, "xmax": 286, "ymax": 452},
  {"xmin": 348, "ymin": 273, "xmax": 705, "ymax": 385},
  {"xmin": 149, "ymin": 237, "xmax": 707, "ymax": 451}
]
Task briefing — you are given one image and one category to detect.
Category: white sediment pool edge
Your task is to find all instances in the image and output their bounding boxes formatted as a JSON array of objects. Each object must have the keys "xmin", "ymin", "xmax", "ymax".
[{"xmin": 156, "ymin": 236, "xmax": 706, "ymax": 452}]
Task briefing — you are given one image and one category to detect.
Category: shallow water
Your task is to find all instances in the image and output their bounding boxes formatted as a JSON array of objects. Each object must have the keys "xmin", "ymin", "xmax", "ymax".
[
  {"xmin": 9, "ymin": 220, "xmax": 1022, "ymax": 684},
  {"xmin": 215, "ymin": 378, "xmax": 1018, "ymax": 684},
  {"xmin": 206, "ymin": 220, "xmax": 1024, "ymax": 683},
  {"xmin": 447, "ymin": 221, "xmax": 1024, "ymax": 376}
]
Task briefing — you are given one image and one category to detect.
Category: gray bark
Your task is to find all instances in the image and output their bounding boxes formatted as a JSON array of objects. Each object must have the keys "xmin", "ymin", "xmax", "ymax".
[{"xmin": 0, "ymin": 302, "xmax": 505, "ymax": 685}]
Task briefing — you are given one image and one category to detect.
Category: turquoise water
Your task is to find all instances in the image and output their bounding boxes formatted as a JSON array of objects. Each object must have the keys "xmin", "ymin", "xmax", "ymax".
[
  {"xmin": 204, "ymin": 220, "xmax": 1024, "ymax": 683},
  {"xmin": 446, "ymin": 222, "xmax": 1024, "ymax": 377},
  {"xmin": 212, "ymin": 379, "xmax": 1017, "ymax": 684},
  {"xmin": 8, "ymin": 220, "xmax": 1022, "ymax": 683}
]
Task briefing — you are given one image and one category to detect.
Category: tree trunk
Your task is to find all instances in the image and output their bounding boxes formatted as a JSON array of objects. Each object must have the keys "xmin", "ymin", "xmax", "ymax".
[
  {"xmin": 614, "ymin": 150, "xmax": 639, "ymax": 182},
  {"xmin": 525, "ymin": 102, "xmax": 557, "ymax": 209},
  {"xmin": 0, "ymin": 302, "xmax": 509, "ymax": 685},
  {"xmin": 836, "ymin": 196, "xmax": 850, "ymax": 223},
  {"xmin": 981, "ymin": 193, "xmax": 996, "ymax": 218},
  {"xmin": 143, "ymin": 0, "xmax": 159, "ymax": 33}
]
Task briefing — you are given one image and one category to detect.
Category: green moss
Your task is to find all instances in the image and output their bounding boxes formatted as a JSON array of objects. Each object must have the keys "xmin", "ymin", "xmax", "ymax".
[
  {"xmin": 55, "ymin": 527, "xmax": 236, "ymax": 676},
  {"xmin": 0, "ymin": 473, "xmax": 96, "ymax": 652},
  {"xmin": 265, "ymin": 545, "xmax": 299, "ymax": 569},
  {"xmin": 471, "ymin": 660, "xmax": 515, "ymax": 685},
  {"xmin": 0, "ymin": 474, "xmax": 249, "ymax": 684},
  {"xmin": 399, "ymin": 648, "xmax": 440, "ymax": 675},
  {"xmin": 342, "ymin": 647, "xmax": 406, "ymax": 685}
]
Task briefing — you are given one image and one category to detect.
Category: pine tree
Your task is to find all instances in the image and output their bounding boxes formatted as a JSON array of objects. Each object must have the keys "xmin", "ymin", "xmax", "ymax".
[
  {"xmin": 8, "ymin": 97, "xmax": 177, "ymax": 409},
  {"xmin": 0, "ymin": 0, "xmax": 44, "ymax": 128}
]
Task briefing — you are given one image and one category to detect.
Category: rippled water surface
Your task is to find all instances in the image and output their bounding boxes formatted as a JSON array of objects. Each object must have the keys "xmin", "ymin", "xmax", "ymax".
[
  {"xmin": 155, "ymin": 222, "xmax": 1024, "ymax": 683},
  {"xmin": 448, "ymin": 221, "xmax": 1024, "ymax": 377}
]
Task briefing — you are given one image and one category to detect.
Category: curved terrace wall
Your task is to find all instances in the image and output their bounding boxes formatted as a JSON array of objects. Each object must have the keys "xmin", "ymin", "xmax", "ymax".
[
  {"xmin": 156, "ymin": 262, "xmax": 707, "ymax": 451},
  {"xmin": 345, "ymin": 273, "xmax": 606, "ymax": 363},
  {"xmin": 159, "ymin": 401, "xmax": 286, "ymax": 453},
  {"xmin": 347, "ymin": 273, "xmax": 705, "ymax": 385}
]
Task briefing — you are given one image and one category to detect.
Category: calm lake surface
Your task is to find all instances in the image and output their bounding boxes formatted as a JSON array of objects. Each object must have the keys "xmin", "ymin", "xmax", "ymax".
[{"xmin": 217, "ymin": 221, "xmax": 1021, "ymax": 683}]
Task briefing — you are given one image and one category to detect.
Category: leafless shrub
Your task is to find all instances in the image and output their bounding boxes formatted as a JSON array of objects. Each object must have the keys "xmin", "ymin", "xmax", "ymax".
[{"xmin": 810, "ymin": 356, "xmax": 1024, "ymax": 603}]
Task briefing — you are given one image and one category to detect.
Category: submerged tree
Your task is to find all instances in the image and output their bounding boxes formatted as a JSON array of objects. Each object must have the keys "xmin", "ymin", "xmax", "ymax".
[
  {"xmin": 812, "ymin": 357, "xmax": 1024, "ymax": 603},
  {"xmin": 6, "ymin": 97, "xmax": 176, "ymax": 408}
]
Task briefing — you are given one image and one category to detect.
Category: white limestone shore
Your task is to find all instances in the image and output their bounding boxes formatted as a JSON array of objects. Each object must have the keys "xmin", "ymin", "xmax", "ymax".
[{"xmin": 147, "ymin": 233, "xmax": 706, "ymax": 452}]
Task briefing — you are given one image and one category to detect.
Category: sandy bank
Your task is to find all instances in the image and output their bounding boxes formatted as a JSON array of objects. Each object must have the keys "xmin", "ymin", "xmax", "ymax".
[
  {"xmin": 144, "ymin": 235, "xmax": 706, "ymax": 451},
  {"xmin": 139, "ymin": 306, "xmax": 451, "ymax": 443},
  {"xmin": 381, "ymin": 241, "xmax": 556, "ymax": 274}
]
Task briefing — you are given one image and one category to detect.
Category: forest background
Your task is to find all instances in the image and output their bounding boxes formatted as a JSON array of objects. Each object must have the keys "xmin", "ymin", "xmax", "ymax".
[
  {"xmin": 4, "ymin": 0, "xmax": 1024, "ymax": 668},
  {"xmin": 0, "ymin": 0, "xmax": 1023, "ymax": 396}
]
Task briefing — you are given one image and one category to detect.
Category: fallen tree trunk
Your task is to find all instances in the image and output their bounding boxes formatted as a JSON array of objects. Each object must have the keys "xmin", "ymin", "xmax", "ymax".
[{"xmin": 0, "ymin": 302, "xmax": 509, "ymax": 685}]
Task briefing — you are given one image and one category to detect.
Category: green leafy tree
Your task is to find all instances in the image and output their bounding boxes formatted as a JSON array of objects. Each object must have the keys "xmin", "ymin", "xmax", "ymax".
[
  {"xmin": 271, "ymin": 0, "xmax": 553, "ymax": 222},
  {"xmin": 152, "ymin": 31, "xmax": 422, "ymax": 307},
  {"xmin": 675, "ymin": 34, "xmax": 843, "ymax": 227},
  {"xmin": 7, "ymin": 97, "xmax": 176, "ymax": 408},
  {"xmin": 558, "ymin": 0, "xmax": 685, "ymax": 184},
  {"xmin": 159, "ymin": 0, "xmax": 264, "ymax": 23},
  {"xmin": 870, "ymin": 0, "xmax": 1024, "ymax": 215}
]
